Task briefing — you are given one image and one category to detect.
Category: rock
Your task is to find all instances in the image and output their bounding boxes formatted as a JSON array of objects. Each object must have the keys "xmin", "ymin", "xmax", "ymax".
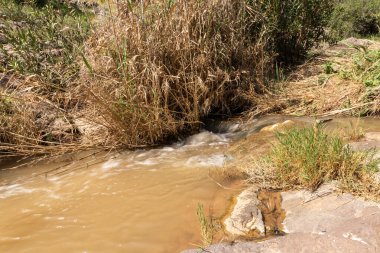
[
  {"xmin": 339, "ymin": 37, "xmax": 380, "ymax": 50},
  {"xmin": 181, "ymin": 242, "xmax": 262, "ymax": 253},
  {"xmin": 349, "ymin": 132, "xmax": 380, "ymax": 151},
  {"xmin": 223, "ymin": 187, "xmax": 265, "ymax": 237},
  {"xmin": 182, "ymin": 233, "xmax": 375, "ymax": 253},
  {"xmin": 49, "ymin": 117, "xmax": 77, "ymax": 142},
  {"xmin": 183, "ymin": 185, "xmax": 380, "ymax": 253},
  {"xmin": 300, "ymin": 182, "xmax": 337, "ymax": 203},
  {"xmin": 260, "ymin": 120, "xmax": 295, "ymax": 133},
  {"xmin": 73, "ymin": 117, "xmax": 107, "ymax": 145},
  {"xmin": 365, "ymin": 132, "xmax": 380, "ymax": 141}
]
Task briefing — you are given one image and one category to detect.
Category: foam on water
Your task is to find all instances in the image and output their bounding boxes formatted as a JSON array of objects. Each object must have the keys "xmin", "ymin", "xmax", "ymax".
[{"xmin": 185, "ymin": 154, "xmax": 228, "ymax": 167}]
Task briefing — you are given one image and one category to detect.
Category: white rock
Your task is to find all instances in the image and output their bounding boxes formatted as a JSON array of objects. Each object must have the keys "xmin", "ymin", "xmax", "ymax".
[
  {"xmin": 224, "ymin": 187, "xmax": 265, "ymax": 236},
  {"xmin": 260, "ymin": 120, "xmax": 295, "ymax": 133}
]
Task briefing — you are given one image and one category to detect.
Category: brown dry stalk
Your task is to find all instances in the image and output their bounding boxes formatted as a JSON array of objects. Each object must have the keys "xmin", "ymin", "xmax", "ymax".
[{"xmin": 81, "ymin": 0, "xmax": 270, "ymax": 148}]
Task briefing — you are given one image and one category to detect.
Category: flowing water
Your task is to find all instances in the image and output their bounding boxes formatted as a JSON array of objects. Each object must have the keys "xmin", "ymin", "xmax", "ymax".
[{"xmin": 1, "ymin": 116, "xmax": 379, "ymax": 253}]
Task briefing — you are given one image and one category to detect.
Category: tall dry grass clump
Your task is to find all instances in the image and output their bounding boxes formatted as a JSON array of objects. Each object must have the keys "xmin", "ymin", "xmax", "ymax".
[
  {"xmin": 82, "ymin": 0, "xmax": 270, "ymax": 147},
  {"xmin": 82, "ymin": 0, "xmax": 332, "ymax": 148}
]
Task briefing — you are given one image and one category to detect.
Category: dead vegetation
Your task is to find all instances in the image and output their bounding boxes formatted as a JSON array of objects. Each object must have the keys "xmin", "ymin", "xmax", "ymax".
[
  {"xmin": 0, "ymin": 74, "xmax": 94, "ymax": 157},
  {"xmin": 77, "ymin": 0, "xmax": 332, "ymax": 149},
  {"xmin": 81, "ymin": 0, "xmax": 272, "ymax": 148},
  {"xmin": 256, "ymin": 39, "xmax": 380, "ymax": 118}
]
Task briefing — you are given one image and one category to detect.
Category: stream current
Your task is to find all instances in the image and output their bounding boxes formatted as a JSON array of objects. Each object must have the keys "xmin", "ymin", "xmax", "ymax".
[{"xmin": 1, "ymin": 116, "xmax": 380, "ymax": 253}]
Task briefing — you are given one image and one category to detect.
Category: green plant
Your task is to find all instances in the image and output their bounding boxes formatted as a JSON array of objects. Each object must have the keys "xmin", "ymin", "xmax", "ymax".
[
  {"xmin": 0, "ymin": 0, "xmax": 335, "ymax": 155},
  {"xmin": 260, "ymin": 0, "xmax": 333, "ymax": 63},
  {"xmin": 0, "ymin": 0, "xmax": 92, "ymax": 90},
  {"xmin": 317, "ymin": 74, "xmax": 331, "ymax": 86},
  {"xmin": 196, "ymin": 203, "xmax": 213, "ymax": 247},
  {"xmin": 0, "ymin": 0, "xmax": 93, "ymax": 156},
  {"xmin": 329, "ymin": 0, "xmax": 380, "ymax": 41},
  {"xmin": 274, "ymin": 62, "xmax": 286, "ymax": 82},
  {"xmin": 0, "ymin": 96, "xmax": 13, "ymax": 115},
  {"xmin": 323, "ymin": 62, "xmax": 335, "ymax": 74},
  {"xmin": 270, "ymin": 124, "xmax": 375, "ymax": 190},
  {"xmin": 352, "ymin": 49, "xmax": 380, "ymax": 87},
  {"xmin": 339, "ymin": 69, "xmax": 351, "ymax": 79}
]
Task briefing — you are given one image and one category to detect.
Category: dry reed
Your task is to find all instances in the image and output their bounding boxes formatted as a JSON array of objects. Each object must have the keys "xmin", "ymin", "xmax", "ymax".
[{"xmin": 81, "ymin": 0, "xmax": 277, "ymax": 148}]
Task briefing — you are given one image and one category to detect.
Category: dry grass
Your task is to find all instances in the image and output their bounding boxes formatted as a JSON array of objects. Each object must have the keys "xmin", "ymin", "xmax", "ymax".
[
  {"xmin": 81, "ymin": 0, "xmax": 271, "ymax": 148},
  {"xmin": 80, "ymin": 0, "xmax": 332, "ymax": 148},
  {"xmin": 340, "ymin": 119, "xmax": 365, "ymax": 141},
  {"xmin": 261, "ymin": 40, "xmax": 380, "ymax": 117},
  {"xmin": 0, "ymin": 0, "xmax": 333, "ymax": 156},
  {"xmin": 0, "ymin": 76, "xmax": 93, "ymax": 157},
  {"xmin": 0, "ymin": 0, "xmax": 94, "ymax": 157}
]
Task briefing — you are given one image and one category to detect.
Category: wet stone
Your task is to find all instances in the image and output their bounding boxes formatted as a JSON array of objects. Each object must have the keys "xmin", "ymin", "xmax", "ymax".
[
  {"xmin": 349, "ymin": 132, "xmax": 380, "ymax": 151},
  {"xmin": 259, "ymin": 120, "xmax": 295, "ymax": 133},
  {"xmin": 223, "ymin": 187, "xmax": 265, "ymax": 237}
]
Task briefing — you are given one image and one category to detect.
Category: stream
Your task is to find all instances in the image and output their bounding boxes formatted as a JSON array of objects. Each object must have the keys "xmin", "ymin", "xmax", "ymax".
[{"xmin": 1, "ymin": 116, "xmax": 380, "ymax": 253}]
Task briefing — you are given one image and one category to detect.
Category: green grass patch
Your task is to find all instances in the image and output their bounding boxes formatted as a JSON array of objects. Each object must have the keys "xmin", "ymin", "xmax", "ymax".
[
  {"xmin": 0, "ymin": 0, "xmax": 92, "ymax": 89},
  {"xmin": 270, "ymin": 125, "xmax": 377, "ymax": 191}
]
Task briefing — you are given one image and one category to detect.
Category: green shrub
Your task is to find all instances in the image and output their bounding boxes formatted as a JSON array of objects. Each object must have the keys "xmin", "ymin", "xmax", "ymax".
[
  {"xmin": 260, "ymin": 0, "xmax": 332, "ymax": 62},
  {"xmin": 329, "ymin": 0, "xmax": 380, "ymax": 41},
  {"xmin": 0, "ymin": 0, "xmax": 92, "ymax": 89},
  {"xmin": 270, "ymin": 125, "xmax": 375, "ymax": 190}
]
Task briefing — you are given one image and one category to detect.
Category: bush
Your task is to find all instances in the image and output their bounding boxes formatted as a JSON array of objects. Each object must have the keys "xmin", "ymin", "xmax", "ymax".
[
  {"xmin": 270, "ymin": 125, "xmax": 376, "ymax": 191},
  {"xmin": 82, "ymin": 0, "xmax": 332, "ymax": 148},
  {"xmin": 329, "ymin": 0, "xmax": 380, "ymax": 41},
  {"xmin": 352, "ymin": 49, "xmax": 380, "ymax": 88},
  {"xmin": 260, "ymin": 0, "xmax": 332, "ymax": 62}
]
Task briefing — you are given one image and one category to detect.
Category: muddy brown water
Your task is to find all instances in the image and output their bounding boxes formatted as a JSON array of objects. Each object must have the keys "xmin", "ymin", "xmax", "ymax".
[{"xmin": 1, "ymin": 116, "xmax": 380, "ymax": 253}]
